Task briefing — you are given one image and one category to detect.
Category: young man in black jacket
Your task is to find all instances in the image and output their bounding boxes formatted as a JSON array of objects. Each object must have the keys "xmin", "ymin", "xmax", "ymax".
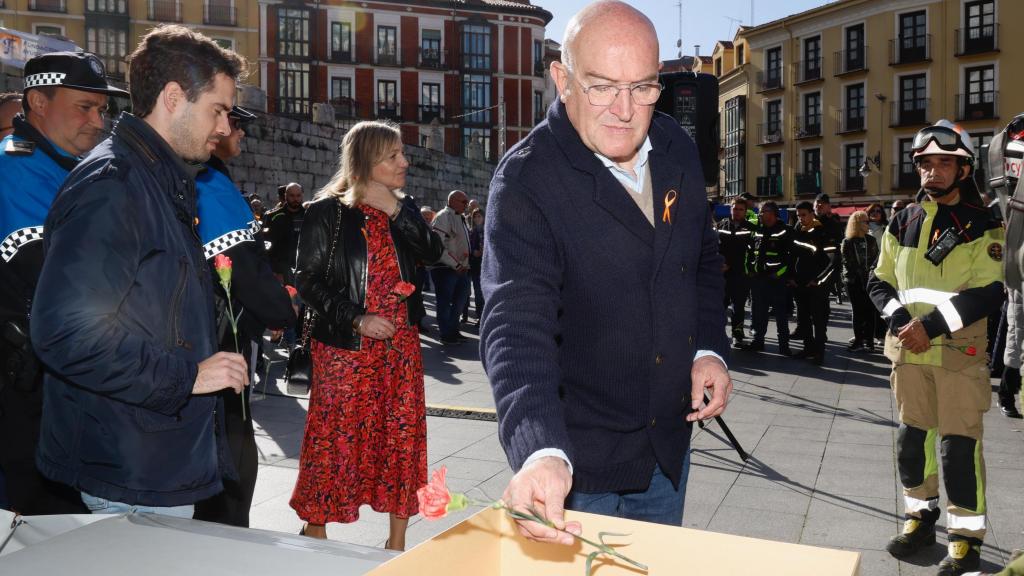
[
  {"xmin": 791, "ymin": 201, "xmax": 839, "ymax": 364},
  {"xmin": 31, "ymin": 25, "xmax": 250, "ymax": 517}
]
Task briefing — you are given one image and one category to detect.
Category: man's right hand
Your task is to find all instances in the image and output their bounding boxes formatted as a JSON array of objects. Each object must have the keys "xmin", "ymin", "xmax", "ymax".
[
  {"xmin": 193, "ymin": 352, "xmax": 249, "ymax": 395},
  {"xmin": 502, "ymin": 456, "xmax": 580, "ymax": 546}
]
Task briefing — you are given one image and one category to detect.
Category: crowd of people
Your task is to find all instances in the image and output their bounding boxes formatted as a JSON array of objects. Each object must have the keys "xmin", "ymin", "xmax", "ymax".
[{"xmin": 2, "ymin": 1, "xmax": 1024, "ymax": 575}]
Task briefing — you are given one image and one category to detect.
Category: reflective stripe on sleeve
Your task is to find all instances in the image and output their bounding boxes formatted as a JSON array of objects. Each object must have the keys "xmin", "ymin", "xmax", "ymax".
[
  {"xmin": 937, "ymin": 299, "xmax": 965, "ymax": 332},
  {"xmin": 771, "ymin": 230, "xmax": 787, "ymax": 237},
  {"xmin": 883, "ymin": 299, "xmax": 903, "ymax": 317},
  {"xmin": 897, "ymin": 288, "xmax": 959, "ymax": 306},
  {"xmin": 793, "ymin": 240, "xmax": 817, "ymax": 252}
]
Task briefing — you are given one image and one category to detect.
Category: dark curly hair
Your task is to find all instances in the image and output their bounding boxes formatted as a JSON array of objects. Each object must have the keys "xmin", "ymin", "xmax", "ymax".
[{"xmin": 127, "ymin": 25, "xmax": 248, "ymax": 118}]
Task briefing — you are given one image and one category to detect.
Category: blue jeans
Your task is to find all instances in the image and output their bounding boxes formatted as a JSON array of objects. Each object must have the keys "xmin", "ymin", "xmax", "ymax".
[
  {"xmin": 431, "ymin": 267, "xmax": 470, "ymax": 339},
  {"xmin": 565, "ymin": 449, "xmax": 691, "ymax": 526},
  {"xmin": 81, "ymin": 492, "xmax": 195, "ymax": 518}
]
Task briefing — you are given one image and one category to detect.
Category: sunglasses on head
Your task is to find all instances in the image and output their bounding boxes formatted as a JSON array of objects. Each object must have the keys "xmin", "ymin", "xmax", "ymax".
[{"xmin": 912, "ymin": 126, "xmax": 964, "ymax": 153}]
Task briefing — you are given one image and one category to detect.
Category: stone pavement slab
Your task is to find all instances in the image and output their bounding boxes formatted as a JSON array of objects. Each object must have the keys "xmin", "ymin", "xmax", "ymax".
[{"xmin": 247, "ymin": 300, "xmax": 1024, "ymax": 574}]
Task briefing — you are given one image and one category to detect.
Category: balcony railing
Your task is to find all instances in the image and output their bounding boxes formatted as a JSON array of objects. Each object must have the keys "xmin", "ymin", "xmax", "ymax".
[
  {"xmin": 30, "ymin": 0, "xmax": 66, "ymax": 12},
  {"xmin": 836, "ymin": 169, "xmax": 865, "ymax": 194},
  {"xmin": 795, "ymin": 58, "xmax": 823, "ymax": 84},
  {"xmin": 833, "ymin": 47, "xmax": 868, "ymax": 76},
  {"xmin": 890, "ymin": 98, "xmax": 930, "ymax": 127},
  {"xmin": 419, "ymin": 104, "xmax": 444, "ymax": 124},
  {"xmin": 756, "ymin": 175, "xmax": 782, "ymax": 197},
  {"xmin": 375, "ymin": 52, "xmax": 401, "ymax": 67},
  {"xmin": 890, "ymin": 34, "xmax": 931, "ymax": 65},
  {"xmin": 955, "ymin": 24, "xmax": 998, "ymax": 56},
  {"xmin": 376, "ymin": 102, "xmax": 400, "ymax": 121},
  {"xmin": 891, "ymin": 163, "xmax": 919, "ymax": 190},
  {"xmin": 204, "ymin": 3, "xmax": 237, "ymax": 26},
  {"xmin": 794, "ymin": 115, "xmax": 822, "ymax": 139},
  {"xmin": 330, "ymin": 98, "xmax": 358, "ymax": 120},
  {"xmin": 757, "ymin": 123, "xmax": 783, "ymax": 145},
  {"xmin": 330, "ymin": 50, "xmax": 354, "ymax": 63},
  {"xmin": 955, "ymin": 92, "xmax": 998, "ymax": 122},
  {"xmin": 837, "ymin": 108, "xmax": 866, "ymax": 133},
  {"xmin": 756, "ymin": 70, "xmax": 783, "ymax": 92},
  {"xmin": 86, "ymin": 0, "xmax": 128, "ymax": 15},
  {"xmin": 149, "ymin": 0, "xmax": 181, "ymax": 22},
  {"xmin": 795, "ymin": 172, "xmax": 822, "ymax": 196},
  {"xmin": 418, "ymin": 48, "xmax": 445, "ymax": 70}
]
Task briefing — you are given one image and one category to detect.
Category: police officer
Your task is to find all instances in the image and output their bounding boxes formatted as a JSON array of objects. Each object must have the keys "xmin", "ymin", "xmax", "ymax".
[
  {"xmin": 869, "ymin": 120, "xmax": 1003, "ymax": 576},
  {"xmin": 790, "ymin": 200, "xmax": 839, "ymax": 364},
  {"xmin": 0, "ymin": 52, "xmax": 127, "ymax": 515},
  {"xmin": 716, "ymin": 197, "xmax": 756, "ymax": 345},
  {"xmin": 193, "ymin": 105, "xmax": 296, "ymax": 527},
  {"xmin": 742, "ymin": 201, "xmax": 794, "ymax": 356}
]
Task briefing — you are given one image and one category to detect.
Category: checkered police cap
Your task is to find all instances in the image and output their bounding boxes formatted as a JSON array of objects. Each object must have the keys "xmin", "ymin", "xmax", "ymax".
[{"xmin": 23, "ymin": 51, "xmax": 129, "ymax": 98}]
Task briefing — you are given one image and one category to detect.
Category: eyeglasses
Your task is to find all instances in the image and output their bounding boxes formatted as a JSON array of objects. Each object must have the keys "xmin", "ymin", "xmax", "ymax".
[
  {"xmin": 571, "ymin": 75, "xmax": 663, "ymax": 106},
  {"xmin": 912, "ymin": 126, "xmax": 966, "ymax": 154}
]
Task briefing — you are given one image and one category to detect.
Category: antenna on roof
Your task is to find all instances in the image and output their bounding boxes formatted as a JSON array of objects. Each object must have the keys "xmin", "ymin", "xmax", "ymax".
[{"xmin": 676, "ymin": 1, "xmax": 683, "ymax": 58}]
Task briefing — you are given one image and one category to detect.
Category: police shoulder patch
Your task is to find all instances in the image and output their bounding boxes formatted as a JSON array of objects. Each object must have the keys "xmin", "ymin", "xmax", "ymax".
[
  {"xmin": 4, "ymin": 139, "xmax": 36, "ymax": 156},
  {"xmin": 988, "ymin": 242, "xmax": 1003, "ymax": 262}
]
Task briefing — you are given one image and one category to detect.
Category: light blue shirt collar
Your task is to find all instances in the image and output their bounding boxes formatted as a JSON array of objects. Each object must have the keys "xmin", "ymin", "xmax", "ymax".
[{"xmin": 594, "ymin": 136, "xmax": 652, "ymax": 194}]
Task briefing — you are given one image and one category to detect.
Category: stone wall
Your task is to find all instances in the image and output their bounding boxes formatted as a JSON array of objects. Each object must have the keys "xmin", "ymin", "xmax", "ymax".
[{"xmin": 229, "ymin": 114, "xmax": 495, "ymax": 211}]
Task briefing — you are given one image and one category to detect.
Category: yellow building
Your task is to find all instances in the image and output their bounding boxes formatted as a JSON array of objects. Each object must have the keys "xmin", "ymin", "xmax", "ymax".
[
  {"xmin": 711, "ymin": 0, "xmax": 1017, "ymax": 208},
  {"xmin": 0, "ymin": 0, "xmax": 259, "ymax": 86}
]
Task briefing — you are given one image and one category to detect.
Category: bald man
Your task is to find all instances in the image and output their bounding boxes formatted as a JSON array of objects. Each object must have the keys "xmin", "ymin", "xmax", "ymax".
[
  {"xmin": 430, "ymin": 189, "xmax": 471, "ymax": 343},
  {"xmin": 481, "ymin": 0, "xmax": 731, "ymax": 542}
]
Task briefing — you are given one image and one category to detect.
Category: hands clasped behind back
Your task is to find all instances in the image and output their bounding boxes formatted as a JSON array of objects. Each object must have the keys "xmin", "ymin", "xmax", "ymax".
[{"xmin": 193, "ymin": 351, "xmax": 250, "ymax": 395}]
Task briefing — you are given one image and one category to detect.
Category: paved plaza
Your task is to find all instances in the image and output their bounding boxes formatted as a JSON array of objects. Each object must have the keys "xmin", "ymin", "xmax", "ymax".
[{"xmin": 248, "ymin": 300, "xmax": 1024, "ymax": 575}]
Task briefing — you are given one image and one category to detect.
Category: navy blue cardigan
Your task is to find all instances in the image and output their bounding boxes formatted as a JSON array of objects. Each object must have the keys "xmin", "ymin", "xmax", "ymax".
[{"xmin": 480, "ymin": 102, "xmax": 729, "ymax": 494}]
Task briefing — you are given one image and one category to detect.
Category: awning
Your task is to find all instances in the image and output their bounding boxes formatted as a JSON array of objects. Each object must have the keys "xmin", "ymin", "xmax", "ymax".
[{"xmin": 831, "ymin": 204, "xmax": 873, "ymax": 218}]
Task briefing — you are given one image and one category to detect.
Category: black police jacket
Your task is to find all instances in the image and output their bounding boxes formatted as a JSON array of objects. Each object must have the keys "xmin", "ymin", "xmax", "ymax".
[
  {"xmin": 792, "ymin": 221, "xmax": 839, "ymax": 286},
  {"xmin": 30, "ymin": 113, "xmax": 235, "ymax": 507},
  {"xmin": 296, "ymin": 195, "xmax": 444, "ymax": 350}
]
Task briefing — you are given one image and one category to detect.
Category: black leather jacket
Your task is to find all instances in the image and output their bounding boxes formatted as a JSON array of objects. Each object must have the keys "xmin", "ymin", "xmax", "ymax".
[{"xmin": 296, "ymin": 195, "xmax": 443, "ymax": 350}]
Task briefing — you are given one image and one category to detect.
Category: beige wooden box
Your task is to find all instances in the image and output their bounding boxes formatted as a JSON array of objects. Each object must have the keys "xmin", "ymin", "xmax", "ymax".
[{"xmin": 370, "ymin": 508, "xmax": 860, "ymax": 575}]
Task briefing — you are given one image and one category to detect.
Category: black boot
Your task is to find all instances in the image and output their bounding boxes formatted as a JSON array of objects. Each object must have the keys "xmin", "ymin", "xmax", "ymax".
[
  {"xmin": 740, "ymin": 340, "xmax": 764, "ymax": 352},
  {"xmin": 886, "ymin": 507, "xmax": 939, "ymax": 559},
  {"xmin": 937, "ymin": 535, "xmax": 983, "ymax": 576}
]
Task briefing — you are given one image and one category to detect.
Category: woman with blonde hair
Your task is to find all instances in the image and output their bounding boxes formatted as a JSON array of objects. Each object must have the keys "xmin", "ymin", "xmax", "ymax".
[
  {"xmin": 290, "ymin": 121, "xmax": 443, "ymax": 549},
  {"xmin": 841, "ymin": 210, "xmax": 880, "ymax": 352}
]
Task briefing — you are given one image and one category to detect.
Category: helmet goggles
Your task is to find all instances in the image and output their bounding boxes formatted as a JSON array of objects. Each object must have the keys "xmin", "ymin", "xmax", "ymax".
[{"xmin": 912, "ymin": 126, "xmax": 966, "ymax": 154}]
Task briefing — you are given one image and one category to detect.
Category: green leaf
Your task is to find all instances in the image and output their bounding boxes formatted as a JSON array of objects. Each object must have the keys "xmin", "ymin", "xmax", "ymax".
[{"xmin": 597, "ymin": 531, "xmax": 631, "ymax": 546}]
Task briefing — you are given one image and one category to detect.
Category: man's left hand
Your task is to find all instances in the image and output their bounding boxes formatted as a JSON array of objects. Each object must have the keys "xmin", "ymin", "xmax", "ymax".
[
  {"xmin": 898, "ymin": 318, "xmax": 931, "ymax": 354},
  {"xmin": 687, "ymin": 355, "xmax": 732, "ymax": 422}
]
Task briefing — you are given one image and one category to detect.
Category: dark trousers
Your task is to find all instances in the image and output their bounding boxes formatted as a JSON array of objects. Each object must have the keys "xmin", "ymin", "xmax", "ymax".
[
  {"xmin": 0, "ymin": 373, "xmax": 88, "ymax": 515},
  {"xmin": 416, "ymin": 265, "xmax": 432, "ymax": 294},
  {"xmin": 999, "ymin": 367, "xmax": 1021, "ymax": 407},
  {"xmin": 724, "ymin": 272, "xmax": 750, "ymax": 335},
  {"xmin": 795, "ymin": 285, "xmax": 828, "ymax": 354},
  {"xmin": 194, "ymin": 341, "xmax": 259, "ymax": 527},
  {"xmin": 990, "ymin": 300, "xmax": 1008, "ymax": 375},
  {"xmin": 431, "ymin": 267, "xmax": 470, "ymax": 339},
  {"xmin": 751, "ymin": 277, "xmax": 789, "ymax": 345},
  {"xmin": 847, "ymin": 282, "xmax": 875, "ymax": 346}
]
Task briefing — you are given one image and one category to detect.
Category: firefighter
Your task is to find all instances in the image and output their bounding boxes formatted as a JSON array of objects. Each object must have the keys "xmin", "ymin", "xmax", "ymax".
[
  {"xmin": 869, "ymin": 120, "xmax": 1004, "ymax": 576},
  {"xmin": 790, "ymin": 200, "xmax": 838, "ymax": 364},
  {"xmin": 716, "ymin": 197, "xmax": 756, "ymax": 345},
  {"xmin": 742, "ymin": 201, "xmax": 793, "ymax": 356}
]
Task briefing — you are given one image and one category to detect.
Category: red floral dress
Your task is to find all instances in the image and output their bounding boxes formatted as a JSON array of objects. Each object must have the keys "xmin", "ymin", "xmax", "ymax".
[{"xmin": 290, "ymin": 205, "xmax": 426, "ymax": 524}]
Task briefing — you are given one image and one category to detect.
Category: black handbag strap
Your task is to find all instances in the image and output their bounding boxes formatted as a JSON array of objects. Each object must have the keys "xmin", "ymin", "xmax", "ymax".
[{"xmin": 298, "ymin": 199, "xmax": 345, "ymax": 349}]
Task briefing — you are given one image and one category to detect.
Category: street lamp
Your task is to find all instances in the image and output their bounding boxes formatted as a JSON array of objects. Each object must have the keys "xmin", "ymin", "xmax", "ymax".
[{"xmin": 874, "ymin": 92, "xmax": 887, "ymax": 196}]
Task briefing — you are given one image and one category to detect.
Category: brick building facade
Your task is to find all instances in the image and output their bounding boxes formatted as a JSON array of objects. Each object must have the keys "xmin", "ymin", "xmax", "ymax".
[{"xmin": 259, "ymin": 0, "xmax": 552, "ymax": 162}]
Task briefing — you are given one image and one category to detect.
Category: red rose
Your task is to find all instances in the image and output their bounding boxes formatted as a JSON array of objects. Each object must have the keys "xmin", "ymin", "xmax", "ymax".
[
  {"xmin": 416, "ymin": 466, "xmax": 452, "ymax": 519},
  {"xmin": 393, "ymin": 281, "xmax": 417, "ymax": 300},
  {"xmin": 965, "ymin": 346, "xmax": 977, "ymax": 356}
]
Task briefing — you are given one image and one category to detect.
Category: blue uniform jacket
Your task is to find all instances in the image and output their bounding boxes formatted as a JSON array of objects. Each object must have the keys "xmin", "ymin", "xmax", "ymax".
[
  {"xmin": 0, "ymin": 116, "xmax": 79, "ymax": 323},
  {"xmin": 31, "ymin": 113, "xmax": 234, "ymax": 507},
  {"xmin": 480, "ymin": 102, "xmax": 729, "ymax": 493}
]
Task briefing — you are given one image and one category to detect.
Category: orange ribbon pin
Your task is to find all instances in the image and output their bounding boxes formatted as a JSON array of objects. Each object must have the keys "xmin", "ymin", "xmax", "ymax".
[{"xmin": 662, "ymin": 190, "xmax": 678, "ymax": 224}]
